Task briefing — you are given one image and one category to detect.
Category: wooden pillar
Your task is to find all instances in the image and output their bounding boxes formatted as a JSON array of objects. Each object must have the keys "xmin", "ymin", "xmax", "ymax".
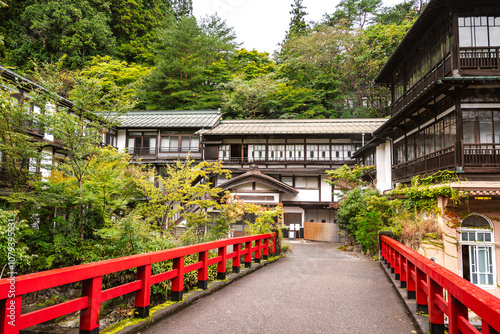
[{"xmin": 80, "ymin": 277, "xmax": 102, "ymax": 334}]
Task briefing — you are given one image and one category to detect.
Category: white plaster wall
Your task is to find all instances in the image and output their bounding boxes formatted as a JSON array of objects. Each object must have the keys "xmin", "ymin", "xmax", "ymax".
[
  {"xmin": 376, "ymin": 140, "xmax": 393, "ymax": 192},
  {"xmin": 321, "ymin": 174, "xmax": 333, "ymax": 203},
  {"xmin": 283, "ymin": 189, "xmax": 319, "ymax": 202},
  {"xmin": 117, "ymin": 130, "xmax": 127, "ymax": 150}
]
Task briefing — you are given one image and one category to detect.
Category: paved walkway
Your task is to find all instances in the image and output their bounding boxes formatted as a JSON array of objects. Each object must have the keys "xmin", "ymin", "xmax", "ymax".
[{"xmin": 143, "ymin": 241, "xmax": 418, "ymax": 334}]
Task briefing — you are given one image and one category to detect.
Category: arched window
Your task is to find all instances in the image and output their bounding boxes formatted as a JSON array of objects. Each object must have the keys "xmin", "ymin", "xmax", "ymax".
[{"xmin": 461, "ymin": 214, "xmax": 495, "ymax": 286}]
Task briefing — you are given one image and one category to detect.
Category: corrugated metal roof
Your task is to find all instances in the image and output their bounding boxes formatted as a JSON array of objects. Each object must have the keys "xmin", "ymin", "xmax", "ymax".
[
  {"xmin": 206, "ymin": 118, "xmax": 387, "ymax": 135},
  {"xmin": 117, "ymin": 110, "xmax": 221, "ymax": 128}
]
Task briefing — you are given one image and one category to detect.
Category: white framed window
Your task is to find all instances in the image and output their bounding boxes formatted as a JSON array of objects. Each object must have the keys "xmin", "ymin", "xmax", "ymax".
[
  {"xmin": 269, "ymin": 145, "xmax": 285, "ymax": 161},
  {"xmin": 461, "ymin": 214, "xmax": 496, "ymax": 286},
  {"xmin": 253, "ymin": 145, "xmax": 266, "ymax": 161},
  {"xmin": 219, "ymin": 145, "xmax": 230, "ymax": 160}
]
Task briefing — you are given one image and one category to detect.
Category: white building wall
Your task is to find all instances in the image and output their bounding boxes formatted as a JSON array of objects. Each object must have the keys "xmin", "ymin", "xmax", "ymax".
[
  {"xmin": 376, "ymin": 140, "xmax": 393, "ymax": 192},
  {"xmin": 320, "ymin": 174, "xmax": 333, "ymax": 203},
  {"xmin": 117, "ymin": 130, "xmax": 127, "ymax": 150}
]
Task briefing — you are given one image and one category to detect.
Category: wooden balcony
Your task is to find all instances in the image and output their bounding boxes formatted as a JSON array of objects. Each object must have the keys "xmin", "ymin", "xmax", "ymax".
[
  {"xmin": 463, "ymin": 144, "xmax": 500, "ymax": 166},
  {"xmin": 460, "ymin": 47, "xmax": 500, "ymax": 70},
  {"xmin": 218, "ymin": 157, "xmax": 357, "ymax": 165},
  {"xmin": 392, "ymin": 145, "xmax": 456, "ymax": 182},
  {"xmin": 391, "ymin": 55, "xmax": 452, "ymax": 117},
  {"xmin": 393, "ymin": 142, "xmax": 500, "ymax": 183},
  {"xmin": 128, "ymin": 147, "xmax": 202, "ymax": 160}
]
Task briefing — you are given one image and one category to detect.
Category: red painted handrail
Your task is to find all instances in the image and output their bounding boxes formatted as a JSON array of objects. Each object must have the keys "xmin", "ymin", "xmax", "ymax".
[
  {"xmin": 381, "ymin": 235, "xmax": 500, "ymax": 334},
  {"xmin": 0, "ymin": 233, "xmax": 276, "ymax": 334}
]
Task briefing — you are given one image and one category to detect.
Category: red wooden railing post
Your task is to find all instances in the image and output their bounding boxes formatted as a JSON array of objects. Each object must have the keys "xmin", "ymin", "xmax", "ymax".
[
  {"xmin": 244, "ymin": 241, "xmax": 252, "ymax": 268},
  {"xmin": 197, "ymin": 251, "xmax": 209, "ymax": 289},
  {"xmin": 448, "ymin": 295, "xmax": 468, "ymax": 334},
  {"xmin": 390, "ymin": 248, "xmax": 396, "ymax": 273},
  {"xmin": 263, "ymin": 238, "xmax": 269, "ymax": 260},
  {"xmin": 254, "ymin": 239, "xmax": 262, "ymax": 263},
  {"xmin": 416, "ymin": 268, "xmax": 428, "ymax": 314},
  {"xmin": 406, "ymin": 261, "xmax": 416, "ymax": 299},
  {"xmin": 1, "ymin": 296, "xmax": 21, "ymax": 334},
  {"xmin": 217, "ymin": 246, "xmax": 227, "ymax": 280},
  {"xmin": 80, "ymin": 276, "xmax": 103, "ymax": 334},
  {"xmin": 399, "ymin": 255, "xmax": 407, "ymax": 289},
  {"xmin": 394, "ymin": 252, "xmax": 401, "ymax": 281},
  {"xmin": 232, "ymin": 243, "xmax": 241, "ymax": 273},
  {"xmin": 428, "ymin": 278, "xmax": 445, "ymax": 334},
  {"xmin": 135, "ymin": 264, "xmax": 152, "ymax": 318},
  {"xmin": 386, "ymin": 246, "xmax": 392, "ymax": 269},
  {"xmin": 171, "ymin": 256, "xmax": 184, "ymax": 302}
]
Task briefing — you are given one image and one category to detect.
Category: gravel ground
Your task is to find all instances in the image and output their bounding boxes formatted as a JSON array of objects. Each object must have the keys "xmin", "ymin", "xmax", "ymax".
[{"xmin": 141, "ymin": 241, "xmax": 418, "ymax": 334}]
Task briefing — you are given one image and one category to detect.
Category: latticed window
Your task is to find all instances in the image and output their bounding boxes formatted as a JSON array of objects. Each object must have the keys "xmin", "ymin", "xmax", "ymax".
[{"xmin": 219, "ymin": 145, "xmax": 230, "ymax": 160}]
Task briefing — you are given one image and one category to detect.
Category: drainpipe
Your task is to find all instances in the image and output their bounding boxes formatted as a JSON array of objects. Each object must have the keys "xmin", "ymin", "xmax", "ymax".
[{"xmin": 362, "ymin": 133, "xmax": 365, "ymax": 146}]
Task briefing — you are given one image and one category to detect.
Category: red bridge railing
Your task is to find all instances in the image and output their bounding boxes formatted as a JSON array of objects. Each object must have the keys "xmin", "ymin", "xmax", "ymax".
[
  {"xmin": 381, "ymin": 235, "xmax": 500, "ymax": 334},
  {"xmin": 0, "ymin": 233, "xmax": 276, "ymax": 334}
]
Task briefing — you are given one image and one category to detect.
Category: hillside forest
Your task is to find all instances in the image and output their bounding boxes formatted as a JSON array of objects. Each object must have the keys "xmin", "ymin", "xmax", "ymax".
[{"xmin": 0, "ymin": 0, "xmax": 426, "ymax": 119}]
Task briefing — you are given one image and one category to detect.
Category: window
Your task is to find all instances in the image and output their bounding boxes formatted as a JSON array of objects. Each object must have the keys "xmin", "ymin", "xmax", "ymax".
[
  {"xmin": 287, "ymin": 145, "xmax": 304, "ymax": 161},
  {"xmin": 463, "ymin": 109, "xmax": 499, "ymax": 144},
  {"xmin": 459, "ymin": 16, "xmax": 500, "ymax": 47},
  {"xmin": 160, "ymin": 133, "xmax": 199, "ymax": 153},
  {"xmin": 219, "ymin": 145, "xmax": 230, "ymax": 160},
  {"xmin": 294, "ymin": 176, "xmax": 319, "ymax": 189},
  {"xmin": 253, "ymin": 145, "xmax": 266, "ymax": 161},
  {"xmin": 281, "ymin": 176, "xmax": 293, "ymax": 186},
  {"xmin": 103, "ymin": 129, "xmax": 117, "ymax": 147},
  {"xmin": 461, "ymin": 215, "xmax": 495, "ymax": 286},
  {"xmin": 127, "ymin": 131, "xmax": 157, "ymax": 155},
  {"xmin": 269, "ymin": 145, "xmax": 285, "ymax": 161}
]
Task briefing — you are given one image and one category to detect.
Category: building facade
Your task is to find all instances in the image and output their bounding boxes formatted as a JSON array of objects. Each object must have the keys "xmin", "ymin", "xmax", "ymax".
[{"xmin": 359, "ymin": 0, "xmax": 500, "ymax": 297}]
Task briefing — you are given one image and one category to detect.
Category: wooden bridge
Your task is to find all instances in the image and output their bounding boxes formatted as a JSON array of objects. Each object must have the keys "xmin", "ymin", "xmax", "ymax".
[{"xmin": 1, "ymin": 233, "xmax": 500, "ymax": 334}]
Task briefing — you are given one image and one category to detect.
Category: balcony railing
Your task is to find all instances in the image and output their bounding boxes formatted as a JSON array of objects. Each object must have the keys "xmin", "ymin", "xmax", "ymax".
[
  {"xmin": 127, "ymin": 147, "xmax": 201, "ymax": 159},
  {"xmin": 460, "ymin": 47, "xmax": 500, "ymax": 69},
  {"xmin": 392, "ymin": 145, "xmax": 456, "ymax": 182},
  {"xmin": 218, "ymin": 157, "xmax": 357, "ymax": 164},
  {"xmin": 463, "ymin": 143, "xmax": 500, "ymax": 166}
]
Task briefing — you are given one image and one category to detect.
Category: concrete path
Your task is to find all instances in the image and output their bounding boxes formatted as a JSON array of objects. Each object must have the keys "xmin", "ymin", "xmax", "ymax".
[{"xmin": 143, "ymin": 241, "xmax": 418, "ymax": 334}]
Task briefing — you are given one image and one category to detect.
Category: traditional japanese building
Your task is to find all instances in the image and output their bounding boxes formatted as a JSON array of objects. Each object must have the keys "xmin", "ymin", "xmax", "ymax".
[
  {"xmin": 201, "ymin": 118, "xmax": 385, "ymax": 238},
  {"xmin": 357, "ymin": 0, "xmax": 500, "ymax": 296}
]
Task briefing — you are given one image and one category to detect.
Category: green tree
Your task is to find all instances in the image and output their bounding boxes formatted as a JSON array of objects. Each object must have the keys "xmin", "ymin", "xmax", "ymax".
[
  {"xmin": 33, "ymin": 60, "xmax": 137, "ymax": 239},
  {"xmin": 134, "ymin": 159, "xmax": 230, "ymax": 230},
  {"xmin": 0, "ymin": 75, "xmax": 46, "ymax": 194},
  {"xmin": 140, "ymin": 15, "xmax": 238, "ymax": 110},
  {"xmin": 166, "ymin": 0, "xmax": 193, "ymax": 20},
  {"xmin": 7, "ymin": 0, "xmax": 115, "ymax": 69},
  {"xmin": 79, "ymin": 55, "xmax": 150, "ymax": 101},
  {"xmin": 283, "ymin": 0, "xmax": 308, "ymax": 43},
  {"xmin": 0, "ymin": 1, "xmax": 6, "ymax": 45},
  {"xmin": 323, "ymin": 0, "xmax": 382, "ymax": 29},
  {"xmin": 374, "ymin": 0, "xmax": 422, "ymax": 25},
  {"xmin": 109, "ymin": 0, "xmax": 169, "ymax": 63}
]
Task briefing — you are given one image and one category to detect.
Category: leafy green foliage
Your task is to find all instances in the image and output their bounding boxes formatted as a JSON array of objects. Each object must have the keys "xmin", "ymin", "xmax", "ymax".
[
  {"xmin": 331, "ymin": 166, "xmax": 466, "ymax": 256},
  {"xmin": 0, "ymin": 210, "xmax": 36, "ymax": 277},
  {"xmin": 326, "ymin": 164, "xmax": 376, "ymax": 192}
]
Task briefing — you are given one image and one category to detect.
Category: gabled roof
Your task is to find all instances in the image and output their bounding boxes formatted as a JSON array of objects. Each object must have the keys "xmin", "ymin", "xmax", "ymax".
[
  {"xmin": 205, "ymin": 119, "xmax": 386, "ymax": 135},
  {"xmin": 219, "ymin": 166, "xmax": 299, "ymax": 196},
  {"xmin": 117, "ymin": 110, "xmax": 222, "ymax": 129}
]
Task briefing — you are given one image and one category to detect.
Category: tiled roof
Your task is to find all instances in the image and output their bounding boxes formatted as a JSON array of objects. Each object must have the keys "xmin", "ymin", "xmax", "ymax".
[
  {"xmin": 117, "ymin": 110, "xmax": 221, "ymax": 128},
  {"xmin": 206, "ymin": 118, "xmax": 387, "ymax": 135}
]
